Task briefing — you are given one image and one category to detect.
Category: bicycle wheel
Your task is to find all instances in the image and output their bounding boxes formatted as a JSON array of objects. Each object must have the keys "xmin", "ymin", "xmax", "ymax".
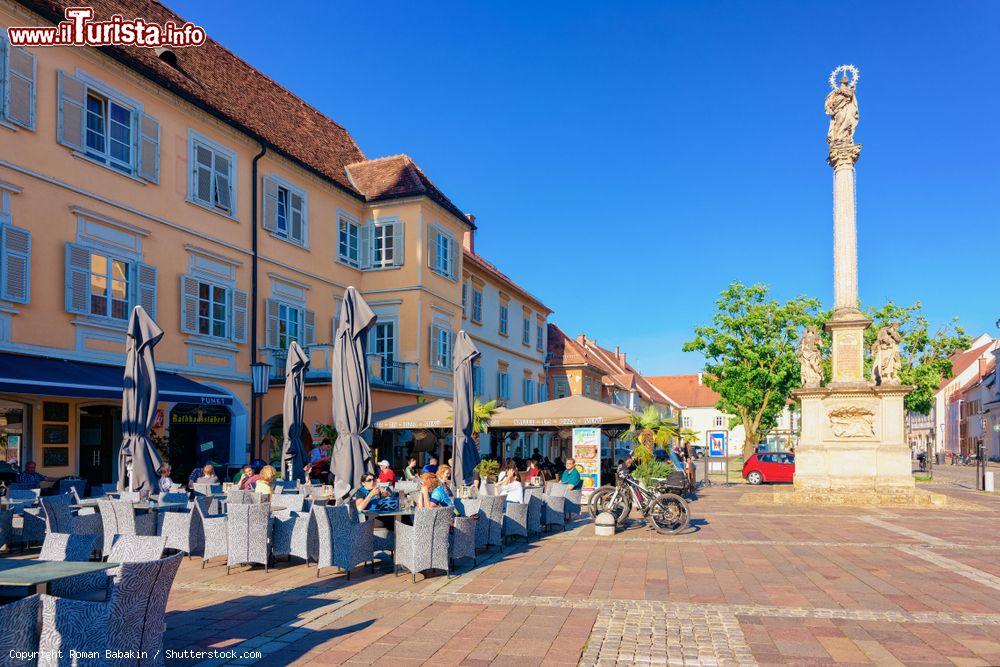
[
  {"xmin": 588, "ymin": 485, "xmax": 616, "ymax": 517},
  {"xmin": 609, "ymin": 491, "xmax": 632, "ymax": 527},
  {"xmin": 649, "ymin": 493, "xmax": 689, "ymax": 535}
]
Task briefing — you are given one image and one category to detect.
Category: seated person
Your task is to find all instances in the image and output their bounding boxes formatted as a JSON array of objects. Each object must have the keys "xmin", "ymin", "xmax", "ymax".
[
  {"xmin": 234, "ymin": 464, "xmax": 254, "ymax": 490},
  {"xmin": 254, "ymin": 465, "xmax": 277, "ymax": 496},
  {"xmin": 561, "ymin": 458, "xmax": 582, "ymax": 490},
  {"xmin": 524, "ymin": 459, "xmax": 543, "ymax": 484},
  {"xmin": 418, "ymin": 472, "xmax": 453, "ymax": 509},
  {"xmin": 355, "ymin": 473, "xmax": 396, "ymax": 512},
  {"xmin": 377, "ymin": 460, "xmax": 396, "ymax": 485},
  {"xmin": 158, "ymin": 464, "xmax": 174, "ymax": 494},
  {"xmin": 403, "ymin": 457, "xmax": 419, "ymax": 481},
  {"xmin": 499, "ymin": 469, "xmax": 524, "ymax": 505},
  {"xmin": 190, "ymin": 464, "xmax": 219, "ymax": 490}
]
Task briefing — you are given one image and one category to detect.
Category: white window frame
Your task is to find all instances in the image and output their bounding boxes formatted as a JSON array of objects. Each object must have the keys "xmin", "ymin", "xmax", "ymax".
[
  {"xmin": 714, "ymin": 415, "xmax": 725, "ymax": 428},
  {"xmin": 683, "ymin": 416, "xmax": 692, "ymax": 428},
  {"xmin": 73, "ymin": 72, "xmax": 144, "ymax": 176},
  {"xmin": 370, "ymin": 219, "xmax": 397, "ymax": 269},
  {"xmin": 271, "ymin": 175, "xmax": 308, "ymax": 247},
  {"xmin": 431, "ymin": 227, "xmax": 455, "ymax": 279},
  {"xmin": 195, "ymin": 280, "xmax": 230, "ymax": 339},
  {"xmin": 337, "ymin": 212, "xmax": 361, "ymax": 268},
  {"xmin": 187, "ymin": 130, "xmax": 238, "ymax": 219},
  {"xmin": 277, "ymin": 302, "xmax": 302, "ymax": 349},
  {"xmin": 431, "ymin": 325, "xmax": 452, "ymax": 370}
]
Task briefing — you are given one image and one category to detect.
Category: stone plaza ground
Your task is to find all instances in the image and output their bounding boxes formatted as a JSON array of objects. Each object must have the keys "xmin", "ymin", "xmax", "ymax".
[{"xmin": 163, "ymin": 476, "xmax": 1000, "ymax": 666}]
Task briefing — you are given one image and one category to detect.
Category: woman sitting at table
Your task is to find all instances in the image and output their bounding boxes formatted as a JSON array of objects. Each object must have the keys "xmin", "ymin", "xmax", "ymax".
[
  {"xmin": 499, "ymin": 469, "xmax": 524, "ymax": 505},
  {"xmin": 418, "ymin": 472, "xmax": 453, "ymax": 509},
  {"xmin": 524, "ymin": 459, "xmax": 543, "ymax": 486},
  {"xmin": 436, "ymin": 464, "xmax": 455, "ymax": 498},
  {"xmin": 234, "ymin": 464, "xmax": 254, "ymax": 490},
  {"xmin": 497, "ymin": 461, "xmax": 518, "ymax": 486},
  {"xmin": 355, "ymin": 473, "xmax": 393, "ymax": 511},
  {"xmin": 255, "ymin": 465, "xmax": 277, "ymax": 496}
]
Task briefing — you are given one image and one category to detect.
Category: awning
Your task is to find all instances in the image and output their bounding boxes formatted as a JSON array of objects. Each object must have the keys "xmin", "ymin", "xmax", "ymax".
[
  {"xmin": 0, "ymin": 352, "xmax": 233, "ymax": 405},
  {"xmin": 372, "ymin": 399, "xmax": 453, "ymax": 430},
  {"xmin": 487, "ymin": 395, "xmax": 632, "ymax": 429}
]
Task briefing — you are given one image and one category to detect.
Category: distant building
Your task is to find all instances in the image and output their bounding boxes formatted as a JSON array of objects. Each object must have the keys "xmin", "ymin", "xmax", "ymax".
[
  {"xmin": 934, "ymin": 335, "xmax": 997, "ymax": 457},
  {"xmin": 647, "ymin": 374, "xmax": 746, "ymax": 456}
]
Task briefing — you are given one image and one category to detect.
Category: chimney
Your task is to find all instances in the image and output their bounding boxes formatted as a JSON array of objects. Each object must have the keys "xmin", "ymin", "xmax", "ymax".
[
  {"xmin": 697, "ymin": 372, "xmax": 703, "ymax": 385},
  {"xmin": 463, "ymin": 219, "xmax": 475, "ymax": 254},
  {"xmin": 577, "ymin": 333, "xmax": 586, "ymax": 345},
  {"xmin": 620, "ymin": 351, "xmax": 626, "ymax": 367}
]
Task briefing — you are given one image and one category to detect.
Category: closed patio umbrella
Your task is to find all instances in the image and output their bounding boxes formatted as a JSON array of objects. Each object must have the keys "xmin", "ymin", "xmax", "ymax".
[
  {"xmin": 452, "ymin": 330, "xmax": 481, "ymax": 488},
  {"xmin": 118, "ymin": 306, "xmax": 164, "ymax": 497},
  {"xmin": 330, "ymin": 287, "xmax": 377, "ymax": 499},
  {"xmin": 281, "ymin": 341, "xmax": 310, "ymax": 483}
]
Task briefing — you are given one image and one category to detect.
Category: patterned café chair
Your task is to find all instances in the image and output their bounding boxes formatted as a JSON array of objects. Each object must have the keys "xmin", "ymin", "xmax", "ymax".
[
  {"xmin": 97, "ymin": 500, "xmax": 155, "ymax": 558},
  {"xmin": 450, "ymin": 515, "xmax": 477, "ymax": 570},
  {"xmin": 226, "ymin": 488, "xmax": 261, "ymax": 505},
  {"xmin": 48, "ymin": 535, "xmax": 166, "ymax": 602},
  {"xmin": 476, "ymin": 494, "xmax": 506, "ymax": 551},
  {"xmin": 502, "ymin": 501, "xmax": 529, "ymax": 544},
  {"xmin": 158, "ymin": 502, "xmax": 202, "ymax": 556},
  {"xmin": 270, "ymin": 492, "xmax": 305, "ymax": 516},
  {"xmin": 194, "ymin": 496, "xmax": 227, "ymax": 568},
  {"xmin": 314, "ymin": 504, "xmax": 374, "ymax": 579},
  {"xmin": 58, "ymin": 478, "xmax": 88, "ymax": 498},
  {"xmin": 105, "ymin": 553, "xmax": 184, "ymax": 667},
  {"xmin": 7, "ymin": 488, "xmax": 40, "ymax": 503},
  {"xmin": 192, "ymin": 482, "xmax": 222, "ymax": 497},
  {"xmin": 273, "ymin": 480, "xmax": 297, "ymax": 494},
  {"xmin": 16, "ymin": 508, "xmax": 46, "ymax": 550},
  {"xmin": 38, "ymin": 532, "xmax": 97, "ymax": 562},
  {"xmin": 543, "ymin": 494, "xmax": 566, "ymax": 532},
  {"xmin": 226, "ymin": 502, "xmax": 271, "ymax": 574},
  {"xmin": 40, "ymin": 494, "xmax": 103, "ymax": 553},
  {"xmin": 157, "ymin": 492, "xmax": 190, "ymax": 506},
  {"xmin": 526, "ymin": 493, "xmax": 544, "ymax": 536},
  {"xmin": 101, "ymin": 483, "xmax": 119, "ymax": 495},
  {"xmin": 394, "ymin": 507, "xmax": 452, "ymax": 583},
  {"xmin": 549, "ymin": 482, "xmax": 582, "ymax": 518},
  {"xmin": 0, "ymin": 594, "xmax": 109, "ymax": 665}
]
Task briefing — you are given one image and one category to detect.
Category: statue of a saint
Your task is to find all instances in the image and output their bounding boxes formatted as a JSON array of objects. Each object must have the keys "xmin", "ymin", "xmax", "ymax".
[
  {"xmin": 825, "ymin": 74, "xmax": 859, "ymax": 146},
  {"xmin": 870, "ymin": 323, "xmax": 902, "ymax": 385},
  {"xmin": 798, "ymin": 326, "xmax": 824, "ymax": 389}
]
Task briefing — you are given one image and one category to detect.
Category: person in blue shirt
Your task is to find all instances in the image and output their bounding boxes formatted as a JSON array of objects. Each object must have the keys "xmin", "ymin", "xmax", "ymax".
[
  {"xmin": 418, "ymin": 472, "xmax": 453, "ymax": 508},
  {"xmin": 355, "ymin": 473, "xmax": 392, "ymax": 512},
  {"xmin": 560, "ymin": 458, "xmax": 583, "ymax": 490},
  {"xmin": 15, "ymin": 462, "xmax": 49, "ymax": 489}
]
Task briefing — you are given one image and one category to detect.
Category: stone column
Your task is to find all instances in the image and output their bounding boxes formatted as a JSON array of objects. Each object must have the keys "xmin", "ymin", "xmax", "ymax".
[{"xmin": 826, "ymin": 143, "xmax": 867, "ymax": 384}]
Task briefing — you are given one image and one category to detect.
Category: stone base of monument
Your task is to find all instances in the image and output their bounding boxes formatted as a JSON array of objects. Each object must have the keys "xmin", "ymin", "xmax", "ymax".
[{"xmin": 759, "ymin": 485, "xmax": 948, "ymax": 508}]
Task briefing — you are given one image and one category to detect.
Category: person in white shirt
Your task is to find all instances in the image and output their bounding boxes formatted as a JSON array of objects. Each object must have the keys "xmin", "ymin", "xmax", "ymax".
[{"xmin": 499, "ymin": 469, "xmax": 524, "ymax": 505}]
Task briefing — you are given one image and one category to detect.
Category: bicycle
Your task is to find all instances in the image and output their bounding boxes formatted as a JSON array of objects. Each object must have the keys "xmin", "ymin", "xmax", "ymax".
[{"xmin": 589, "ymin": 463, "xmax": 690, "ymax": 534}]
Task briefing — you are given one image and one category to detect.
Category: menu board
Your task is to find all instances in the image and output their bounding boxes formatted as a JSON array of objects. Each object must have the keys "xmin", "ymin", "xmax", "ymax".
[{"xmin": 572, "ymin": 427, "xmax": 601, "ymax": 499}]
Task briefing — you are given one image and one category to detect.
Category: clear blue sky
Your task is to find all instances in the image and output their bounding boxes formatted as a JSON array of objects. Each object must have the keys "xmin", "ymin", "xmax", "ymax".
[{"xmin": 170, "ymin": 0, "xmax": 998, "ymax": 374}]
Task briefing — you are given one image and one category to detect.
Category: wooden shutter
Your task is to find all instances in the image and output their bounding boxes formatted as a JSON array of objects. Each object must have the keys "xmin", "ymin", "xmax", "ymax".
[
  {"xmin": 391, "ymin": 222, "xmax": 404, "ymax": 267},
  {"xmin": 57, "ymin": 71, "xmax": 85, "ymax": 152},
  {"xmin": 214, "ymin": 158, "xmax": 232, "ymax": 213},
  {"xmin": 359, "ymin": 223, "xmax": 371, "ymax": 270},
  {"xmin": 427, "ymin": 226, "xmax": 438, "ymax": 271},
  {"xmin": 265, "ymin": 298, "xmax": 279, "ymax": 347},
  {"xmin": 180, "ymin": 275, "xmax": 199, "ymax": 334},
  {"xmin": 5, "ymin": 44, "xmax": 35, "ymax": 130},
  {"xmin": 261, "ymin": 176, "xmax": 278, "ymax": 232},
  {"xmin": 0, "ymin": 224, "xmax": 29, "ymax": 303},
  {"xmin": 304, "ymin": 308, "xmax": 315, "ymax": 346},
  {"xmin": 428, "ymin": 323, "xmax": 440, "ymax": 368},
  {"xmin": 289, "ymin": 191, "xmax": 304, "ymax": 243},
  {"xmin": 448, "ymin": 236, "xmax": 458, "ymax": 279},
  {"xmin": 138, "ymin": 112, "xmax": 160, "ymax": 183},
  {"xmin": 230, "ymin": 288, "xmax": 248, "ymax": 343},
  {"xmin": 136, "ymin": 262, "xmax": 157, "ymax": 319},
  {"xmin": 64, "ymin": 242, "xmax": 90, "ymax": 314}
]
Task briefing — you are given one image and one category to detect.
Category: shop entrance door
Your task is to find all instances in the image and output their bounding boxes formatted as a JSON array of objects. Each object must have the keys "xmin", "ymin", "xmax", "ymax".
[{"xmin": 79, "ymin": 406, "xmax": 120, "ymax": 487}]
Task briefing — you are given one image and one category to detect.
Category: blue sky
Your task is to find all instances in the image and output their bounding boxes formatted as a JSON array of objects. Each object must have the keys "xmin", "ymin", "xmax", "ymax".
[{"xmin": 170, "ymin": 0, "xmax": 998, "ymax": 374}]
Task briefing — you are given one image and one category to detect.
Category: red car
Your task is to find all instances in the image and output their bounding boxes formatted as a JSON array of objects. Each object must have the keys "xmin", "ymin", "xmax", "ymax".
[{"xmin": 742, "ymin": 452, "xmax": 795, "ymax": 484}]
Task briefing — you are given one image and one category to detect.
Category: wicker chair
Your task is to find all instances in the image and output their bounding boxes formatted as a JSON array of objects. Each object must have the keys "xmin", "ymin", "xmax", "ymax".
[
  {"xmin": 58, "ymin": 478, "xmax": 87, "ymax": 497},
  {"xmin": 0, "ymin": 508, "xmax": 12, "ymax": 552},
  {"xmin": 96, "ymin": 500, "xmax": 155, "ymax": 558},
  {"xmin": 158, "ymin": 504, "xmax": 202, "ymax": 556},
  {"xmin": 40, "ymin": 494, "xmax": 103, "ymax": 554},
  {"xmin": 450, "ymin": 515, "xmax": 477, "ymax": 570},
  {"xmin": 101, "ymin": 483, "xmax": 119, "ymax": 495},
  {"xmin": 0, "ymin": 594, "xmax": 110, "ymax": 663},
  {"xmin": 105, "ymin": 553, "xmax": 183, "ymax": 667},
  {"xmin": 226, "ymin": 502, "xmax": 271, "ymax": 574},
  {"xmin": 48, "ymin": 535, "xmax": 166, "ymax": 602},
  {"xmin": 476, "ymin": 494, "xmax": 506, "ymax": 551},
  {"xmin": 394, "ymin": 507, "xmax": 452, "ymax": 582},
  {"xmin": 192, "ymin": 482, "xmax": 221, "ymax": 497},
  {"xmin": 39, "ymin": 532, "xmax": 97, "ymax": 561},
  {"xmin": 502, "ymin": 502, "xmax": 529, "ymax": 544},
  {"xmin": 542, "ymin": 494, "xmax": 566, "ymax": 531},
  {"xmin": 7, "ymin": 488, "xmax": 39, "ymax": 503},
  {"xmin": 194, "ymin": 496, "xmax": 227, "ymax": 568},
  {"xmin": 157, "ymin": 492, "xmax": 190, "ymax": 506},
  {"xmin": 16, "ymin": 508, "xmax": 46, "ymax": 549},
  {"xmin": 549, "ymin": 482, "xmax": 582, "ymax": 518},
  {"xmin": 314, "ymin": 504, "xmax": 374, "ymax": 579},
  {"xmin": 226, "ymin": 489, "xmax": 261, "ymax": 505},
  {"xmin": 526, "ymin": 493, "xmax": 544, "ymax": 536}
]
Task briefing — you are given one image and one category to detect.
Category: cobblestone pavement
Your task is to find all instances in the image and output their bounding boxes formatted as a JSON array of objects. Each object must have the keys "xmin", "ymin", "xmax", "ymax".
[{"xmin": 161, "ymin": 478, "xmax": 1000, "ymax": 665}]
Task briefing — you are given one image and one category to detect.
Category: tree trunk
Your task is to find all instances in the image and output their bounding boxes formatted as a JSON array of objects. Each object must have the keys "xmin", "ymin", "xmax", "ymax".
[{"xmin": 742, "ymin": 429, "xmax": 758, "ymax": 462}]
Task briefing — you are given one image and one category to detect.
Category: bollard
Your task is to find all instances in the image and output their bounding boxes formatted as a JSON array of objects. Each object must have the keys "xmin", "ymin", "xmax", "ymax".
[
  {"xmin": 986, "ymin": 471, "xmax": 995, "ymax": 493},
  {"xmin": 594, "ymin": 511, "xmax": 616, "ymax": 537}
]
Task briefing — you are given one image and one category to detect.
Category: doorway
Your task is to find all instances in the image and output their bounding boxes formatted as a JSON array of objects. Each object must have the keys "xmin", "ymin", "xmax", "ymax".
[{"xmin": 79, "ymin": 405, "xmax": 120, "ymax": 487}]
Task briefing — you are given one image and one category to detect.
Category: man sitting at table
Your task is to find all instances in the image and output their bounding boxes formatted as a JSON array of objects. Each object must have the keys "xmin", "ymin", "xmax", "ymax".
[
  {"xmin": 561, "ymin": 458, "xmax": 583, "ymax": 490},
  {"xmin": 377, "ymin": 460, "xmax": 396, "ymax": 485},
  {"xmin": 15, "ymin": 461, "xmax": 50, "ymax": 488}
]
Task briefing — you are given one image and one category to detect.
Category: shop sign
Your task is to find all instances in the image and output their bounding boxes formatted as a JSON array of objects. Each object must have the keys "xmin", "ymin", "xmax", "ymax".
[
  {"xmin": 572, "ymin": 427, "xmax": 601, "ymax": 500},
  {"xmin": 171, "ymin": 408, "xmax": 231, "ymax": 426}
]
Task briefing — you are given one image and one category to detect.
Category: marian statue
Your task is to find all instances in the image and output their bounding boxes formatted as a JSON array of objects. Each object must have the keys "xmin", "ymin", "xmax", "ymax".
[
  {"xmin": 871, "ymin": 323, "xmax": 902, "ymax": 386},
  {"xmin": 825, "ymin": 66, "xmax": 859, "ymax": 146},
  {"xmin": 798, "ymin": 326, "xmax": 824, "ymax": 389}
]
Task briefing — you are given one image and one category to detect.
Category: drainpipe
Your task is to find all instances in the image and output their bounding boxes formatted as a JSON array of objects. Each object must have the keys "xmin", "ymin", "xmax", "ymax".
[{"xmin": 250, "ymin": 144, "xmax": 268, "ymax": 460}]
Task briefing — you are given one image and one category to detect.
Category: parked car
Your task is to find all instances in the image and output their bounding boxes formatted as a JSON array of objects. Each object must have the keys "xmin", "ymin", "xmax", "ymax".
[{"xmin": 742, "ymin": 452, "xmax": 795, "ymax": 484}]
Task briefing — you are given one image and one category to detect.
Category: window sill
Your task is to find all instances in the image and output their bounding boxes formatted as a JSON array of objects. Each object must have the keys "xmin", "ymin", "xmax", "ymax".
[
  {"xmin": 183, "ymin": 335, "xmax": 239, "ymax": 351},
  {"xmin": 364, "ymin": 265, "xmax": 402, "ymax": 272},
  {"xmin": 430, "ymin": 268, "xmax": 457, "ymax": 282},
  {"xmin": 0, "ymin": 119, "xmax": 23, "ymax": 133},
  {"xmin": 185, "ymin": 197, "xmax": 239, "ymax": 223},
  {"xmin": 70, "ymin": 316, "xmax": 128, "ymax": 332},
  {"xmin": 266, "ymin": 231, "xmax": 309, "ymax": 250},
  {"xmin": 336, "ymin": 256, "xmax": 362, "ymax": 270},
  {"xmin": 71, "ymin": 152, "xmax": 148, "ymax": 185},
  {"xmin": 498, "ymin": 331, "xmax": 509, "ymax": 338}
]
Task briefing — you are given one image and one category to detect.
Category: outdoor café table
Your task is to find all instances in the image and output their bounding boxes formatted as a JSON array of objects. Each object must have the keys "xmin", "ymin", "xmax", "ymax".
[{"xmin": 0, "ymin": 559, "xmax": 118, "ymax": 596}]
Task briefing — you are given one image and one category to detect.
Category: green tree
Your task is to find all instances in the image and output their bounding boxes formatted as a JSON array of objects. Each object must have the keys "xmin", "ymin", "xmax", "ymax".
[
  {"xmin": 683, "ymin": 282, "xmax": 823, "ymax": 461},
  {"xmin": 861, "ymin": 301, "xmax": 971, "ymax": 415},
  {"xmin": 621, "ymin": 406, "xmax": 678, "ymax": 462}
]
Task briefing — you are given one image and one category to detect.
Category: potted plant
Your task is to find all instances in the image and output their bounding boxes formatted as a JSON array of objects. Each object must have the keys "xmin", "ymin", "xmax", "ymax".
[
  {"xmin": 474, "ymin": 458, "xmax": 500, "ymax": 483},
  {"xmin": 621, "ymin": 406, "xmax": 678, "ymax": 463}
]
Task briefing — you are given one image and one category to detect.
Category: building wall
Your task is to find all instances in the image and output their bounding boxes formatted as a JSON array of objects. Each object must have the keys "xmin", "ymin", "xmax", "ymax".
[{"xmin": 680, "ymin": 407, "xmax": 746, "ymax": 456}]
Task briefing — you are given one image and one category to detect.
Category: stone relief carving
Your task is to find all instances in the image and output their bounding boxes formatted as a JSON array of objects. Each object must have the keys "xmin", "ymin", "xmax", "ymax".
[
  {"xmin": 797, "ymin": 326, "xmax": 824, "ymax": 389},
  {"xmin": 828, "ymin": 405, "xmax": 875, "ymax": 438},
  {"xmin": 871, "ymin": 323, "xmax": 902, "ymax": 386}
]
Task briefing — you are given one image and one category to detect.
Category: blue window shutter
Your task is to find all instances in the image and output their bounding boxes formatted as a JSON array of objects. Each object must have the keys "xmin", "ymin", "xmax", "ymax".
[
  {"xmin": 180, "ymin": 275, "xmax": 199, "ymax": 334},
  {"xmin": 138, "ymin": 112, "xmax": 160, "ymax": 183},
  {"xmin": 289, "ymin": 190, "xmax": 305, "ymax": 244},
  {"xmin": 64, "ymin": 242, "xmax": 89, "ymax": 315},
  {"xmin": 261, "ymin": 176, "xmax": 278, "ymax": 232},
  {"xmin": 5, "ymin": 43, "xmax": 35, "ymax": 130},
  {"xmin": 359, "ymin": 223, "xmax": 371, "ymax": 270},
  {"xmin": 304, "ymin": 308, "xmax": 315, "ymax": 346},
  {"xmin": 1, "ymin": 224, "xmax": 30, "ymax": 304},
  {"xmin": 392, "ymin": 222, "xmax": 404, "ymax": 267},
  {"xmin": 265, "ymin": 298, "xmax": 279, "ymax": 348},
  {"xmin": 427, "ymin": 227, "xmax": 438, "ymax": 270},
  {"xmin": 136, "ymin": 262, "xmax": 157, "ymax": 319},
  {"xmin": 57, "ymin": 71, "xmax": 86, "ymax": 152},
  {"xmin": 231, "ymin": 288, "xmax": 248, "ymax": 343}
]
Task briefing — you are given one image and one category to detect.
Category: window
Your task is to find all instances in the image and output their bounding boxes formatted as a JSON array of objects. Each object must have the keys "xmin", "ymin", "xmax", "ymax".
[
  {"xmin": 265, "ymin": 298, "xmax": 315, "ymax": 349},
  {"xmin": 472, "ymin": 363, "xmax": 483, "ymax": 396},
  {"xmin": 522, "ymin": 317, "xmax": 531, "ymax": 346},
  {"xmin": 498, "ymin": 370, "xmax": 510, "ymax": 401},
  {"xmin": 262, "ymin": 176, "xmax": 306, "ymax": 245},
  {"xmin": 539, "ymin": 380, "xmax": 548, "ymax": 402},
  {"xmin": 523, "ymin": 378, "xmax": 535, "ymax": 403},
  {"xmin": 499, "ymin": 304, "xmax": 508, "ymax": 335},
  {"xmin": 536, "ymin": 324, "xmax": 544, "ymax": 351},
  {"xmin": 189, "ymin": 134, "xmax": 235, "ymax": 215},
  {"xmin": 372, "ymin": 321, "xmax": 397, "ymax": 383},
  {"xmin": 430, "ymin": 323, "xmax": 452, "ymax": 370},
  {"xmin": 85, "ymin": 92, "xmax": 132, "ymax": 173},
  {"xmin": 714, "ymin": 415, "xmax": 725, "ymax": 428},
  {"xmin": 277, "ymin": 303, "xmax": 300, "ymax": 349},
  {"xmin": 198, "ymin": 282, "xmax": 228, "ymax": 339},
  {"xmin": 553, "ymin": 376, "xmax": 569, "ymax": 399},
  {"xmin": 461, "ymin": 282, "xmax": 468, "ymax": 317},
  {"xmin": 0, "ymin": 38, "xmax": 36, "ymax": 130},
  {"xmin": 371, "ymin": 221, "xmax": 400, "ymax": 268},
  {"xmin": 428, "ymin": 226, "xmax": 456, "ymax": 279},
  {"xmin": 88, "ymin": 253, "xmax": 129, "ymax": 320},
  {"xmin": 472, "ymin": 289, "xmax": 483, "ymax": 323},
  {"xmin": 338, "ymin": 216, "xmax": 360, "ymax": 267},
  {"xmin": 682, "ymin": 416, "xmax": 692, "ymax": 428},
  {"xmin": 584, "ymin": 377, "xmax": 592, "ymax": 398},
  {"xmin": 0, "ymin": 189, "xmax": 31, "ymax": 304}
]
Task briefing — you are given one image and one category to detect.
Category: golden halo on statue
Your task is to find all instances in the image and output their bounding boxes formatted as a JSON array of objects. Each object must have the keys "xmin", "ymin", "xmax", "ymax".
[{"xmin": 828, "ymin": 64, "xmax": 859, "ymax": 90}]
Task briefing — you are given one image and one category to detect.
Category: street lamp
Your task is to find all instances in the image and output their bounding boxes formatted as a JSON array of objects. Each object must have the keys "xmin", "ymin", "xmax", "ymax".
[{"xmin": 250, "ymin": 362, "xmax": 271, "ymax": 461}]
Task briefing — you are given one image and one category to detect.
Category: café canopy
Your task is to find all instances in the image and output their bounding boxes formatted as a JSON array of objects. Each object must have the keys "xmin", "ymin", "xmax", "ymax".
[
  {"xmin": 486, "ymin": 395, "xmax": 632, "ymax": 431},
  {"xmin": 372, "ymin": 399, "xmax": 454, "ymax": 430}
]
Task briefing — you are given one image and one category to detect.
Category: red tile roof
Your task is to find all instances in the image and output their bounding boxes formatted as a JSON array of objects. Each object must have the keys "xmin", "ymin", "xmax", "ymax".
[
  {"xmin": 647, "ymin": 374, "xmax": 721, "ymax": 409},
  {"xmin": 347, "ymin": 155, "xmax": 471, "ymax": 228},
  {"xmin": 939, "ymin": 340, "xmax": 996, "ymax": 390},
  {"xmin": 463, "ymin": 249, "xmax": 550, "ymax": 314}
]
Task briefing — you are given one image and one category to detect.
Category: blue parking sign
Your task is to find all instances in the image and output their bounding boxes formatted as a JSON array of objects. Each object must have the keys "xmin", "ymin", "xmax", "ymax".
[{"xmin": 707, "ymin": 431, "xmax": 727, "ymax": 458}]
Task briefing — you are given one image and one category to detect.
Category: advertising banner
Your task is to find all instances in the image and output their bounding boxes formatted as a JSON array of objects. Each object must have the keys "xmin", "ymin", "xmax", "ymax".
[{"xmin": 572, "ymin": 427, "xmax": 601, "ymax": 499}]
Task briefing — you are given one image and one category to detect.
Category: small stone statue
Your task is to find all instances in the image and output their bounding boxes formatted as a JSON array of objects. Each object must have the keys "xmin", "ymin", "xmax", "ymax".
[
  {"xmin": 871, "ymin": 322, "xmax": 902, "ymax": 385},
  {"xmin": 798, "ymin": 326, "xmax": 824, "ymax": 388},
  {"xmin": 825, "ymin": 70, "xmax": 859, "ymax": 147}
]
